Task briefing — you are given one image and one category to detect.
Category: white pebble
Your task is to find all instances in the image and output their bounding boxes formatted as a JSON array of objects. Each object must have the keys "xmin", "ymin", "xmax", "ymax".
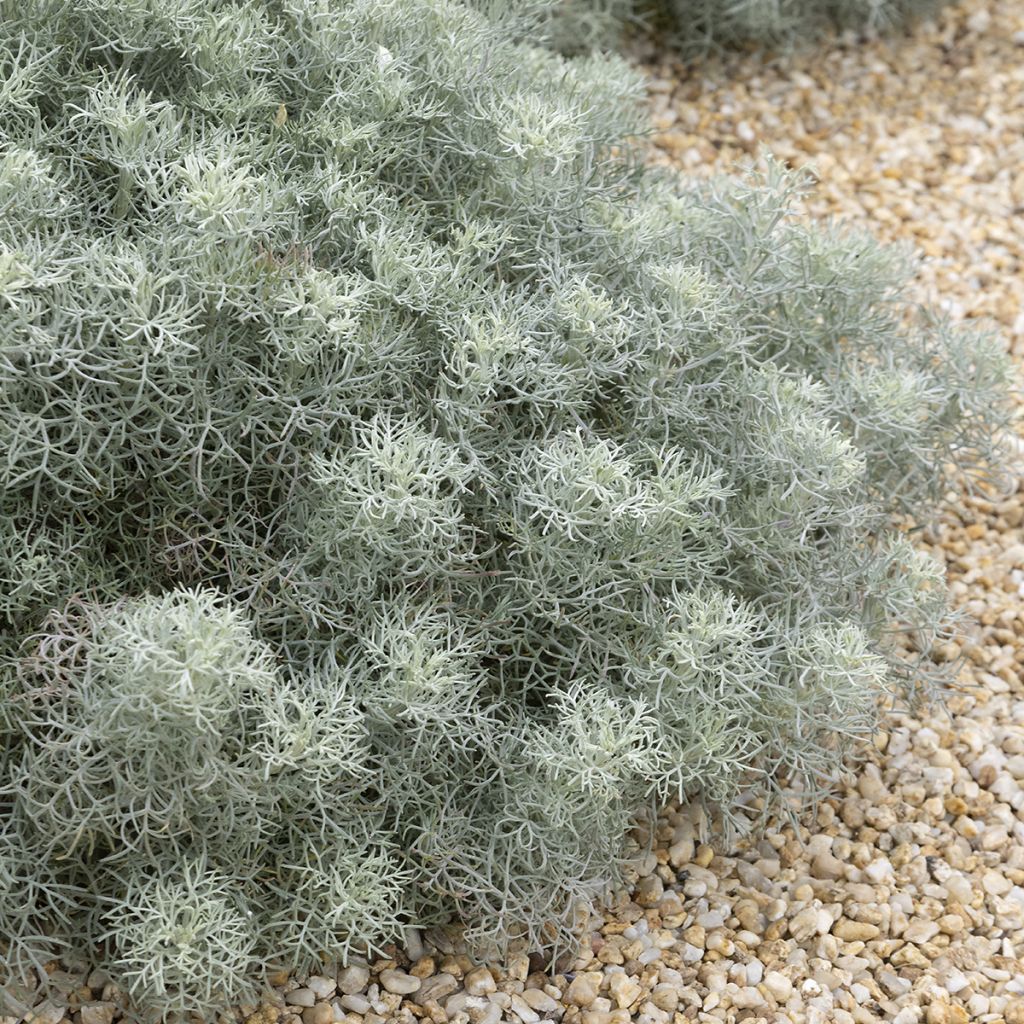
[
  {"xmin": 308, "ymin": 977, "xmax": 336, "ymax": 1001},
  {"xmin": 379, "ymin": 970, "xmax": 421, "ymax": 996},
  {"xmin": 338, "ymin": 966, "xmax": 370, "ymax": 995},
  {"xmin": 763, "ymin": 971, "xmax": 792, "ymax": 1002},
  {"xmin": 340, "ymin": 995, "xmax": 370, "ymax": 1015}
]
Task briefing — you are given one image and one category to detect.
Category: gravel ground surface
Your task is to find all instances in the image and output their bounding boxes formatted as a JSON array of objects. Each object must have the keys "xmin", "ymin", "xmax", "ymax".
[{"xmin": 7, "ymin": 1, "xmax": 1023, "ymax": 1023}]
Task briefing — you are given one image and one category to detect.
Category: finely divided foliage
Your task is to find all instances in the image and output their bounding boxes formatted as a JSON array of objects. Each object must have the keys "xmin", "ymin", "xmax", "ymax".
[{"xmin": 0, "ymin": 0, "xmax": 1012, "ymax": 1017}]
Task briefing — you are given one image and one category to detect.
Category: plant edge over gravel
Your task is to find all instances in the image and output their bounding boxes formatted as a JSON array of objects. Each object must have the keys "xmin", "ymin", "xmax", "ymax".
[
  {"xmin": 547, "ymin": 0, "xmax": 952, "ymax": 56},
  {"xmin": 0, "ymin": 0, "xmax": 1014, "ymax": 1017}
]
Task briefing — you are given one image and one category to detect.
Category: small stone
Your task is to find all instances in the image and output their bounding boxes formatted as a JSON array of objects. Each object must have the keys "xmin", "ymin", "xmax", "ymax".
[
  {"xmin": 565, "ymin": 974, "xmax": 601, "ymax": 1008},
  {"xmin": 418, "ymin": 975, "xmax": 459, "ymax": 1004},
  {"xmin": 307, "ymin": 978, "xmax": 337, "ymax": 1001},
  {"xmin": 463, "ymin": 968, "xmax": 496, "ymax": 997},
  {"xmin": 302, "ymin": 1004, "xmax": 333, "ymax": 1024},
  {"xmin": 789, "ymin": 906, "xmax": 823, "ymax": 942},
  {"xmin": 286, "ymin": 991, "xmax": 317, "ymax": 1009},
  {"xmin": 607, "ymin": 973, "xmax": 642, "ymax": 1010},
  {"xmin": 379, "ymin": 971, "xmax": 421, "ymax": 996},
  {"xmin": 966, "ymin": 8, "xmax": 990, "ymax": 31},
  {"xmin": 405, "ymin": 928, "xmax": 426, "ymax": 962},
  {"xmin": 811, "ymin": 851, "xmax": 845, "ymax": 881},
  {"xmin": 982, "ymin": 871, "xmax": 1012, "ymax": 896},
  {"xmin": 832, "ymin": 919, "xmax": 880, "ymax": 942},
  {"xmin": 520, "ymin": 990, "xmax": 559, "ymax": 1015},
  {"xmin": 81, "ymin": 1005, "xmax": 116, "ymax": 1024},
  {"xmin": 339, "ymin": 996, "xmax": 370, "ymax": 1015},
  {"xmin": 668, "ymin": 839, "xmax": 694, "ymax": 867},
  {"xmin": 635, "ymin": 874, "xmax": 664, "ymax": 907},
  {"xmin": 730, "ymin": 987, "xmax": 764, "ymax": 1009},
  {"xmin": 680, "ymin": 943, "xmax": 703, "ymax": 963},
  {"xmin": 649, "ymin": 985, "xmax": 678, "ymax": 1013},
  {"xmin": 892, "ymin": 1009, "xmax": 920, "ymax": 1024},
  {"xmin": 338, "ymin": 967, "xmax": 370, "ymax": 995},
  {"xmin": 508, "ymin": 995, "xmax": 539, "ymax": 1024},
  {"xmin": 410, "ymin": 957, "xmax": 436, "ymax": 980},
  {"xmin": 863, "ymin": 858, "xmax": 894, "ymax": 884},
  {"xmin": 763, "ymin": 972, "xmax": 792, "ymax": 1002},
  {"xmin": 903, "ymin": 919, "xmax": 940, "ymax": 944}
]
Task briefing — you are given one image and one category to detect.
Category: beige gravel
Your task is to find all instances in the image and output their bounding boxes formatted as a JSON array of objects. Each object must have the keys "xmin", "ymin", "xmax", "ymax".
[
  {"xmin": 638, "ymin": 0, "xmax": 1024, "ymax": 357},
  {"xmin": 8, "ymin": 1, "xmax": 1024, "ymax": 1023}
]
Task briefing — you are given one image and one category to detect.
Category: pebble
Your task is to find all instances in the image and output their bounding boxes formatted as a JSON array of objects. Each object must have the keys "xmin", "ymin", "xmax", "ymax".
[
  {"xmin": 607, "ymin": 973, "xmax": 642, "ymax": 1009},
  {"xmin": 301, "ymin": 1004, "xmax": 332, "ymax": 1024},
  {"xmin": 508, "ymin": 994, "xmax": 539, "ymax": 1023},
  {"xmin": 520, "ymin": 989, "xmax": 559, "ymax": 1015},
  {"xmin": 463, "ymin": 968, "xmax": 496, "ymax": 997},
  {"xmin": 833, "ymin": 919, "xmax": 880, "ymax": 942},
  {"xmin": 80, "ymin": 1006, "xmax": 116, "ymax": 1024},
  {"xmin": 564, "ymin": 975, "xmax": 600, "ymax": 1007},
  {"xmin": 306, "ymin": 978, "xmax": 336, "ymax": 1001},
  {"xmin": 763, "ymin": 972, "xmax": 792, "ymax": 1002},
  {"xmin": 378, "ymin": 971, "xmax": 420, "ymax": 996},
  {"xmin": 337, "ymin": 967, "xmax": 369, "ymax": 995},
  {"xmin": 338, "ymin": 995, "xmax": 370, "ymax": 1015},
  {"xmin": 903, "ymin": 919, "xmax": 940, "ymax": 943}
]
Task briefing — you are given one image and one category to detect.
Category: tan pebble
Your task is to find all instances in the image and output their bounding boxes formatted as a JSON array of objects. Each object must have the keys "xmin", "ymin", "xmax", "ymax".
[
  {"xmin": 564, "ymin": 974, "xmax": 601, "ymax": 1008},
  {"xmin": 936, "ymin": 914, "xmax": 964, "ymax": 936},
  {"xmin": 439, "ymin": 958, "xmax": 464, "ymax": 981},
  {"xmin": 649, "ymin": 985, "xmax": 678, "ymax": 1013},
  {"xmin": 411, "ymin": 958, "xmax": 436, "ymax": 980},
  {"xmin": 463, "ymin": 969, "xmax": 496, "ymax": 998},
  {"xmin": 926, "ymin": 1004, "xmax": 956, "ymax": 1024},
  {"xmin": 832, "ymin": 919, "xmax": 880, "ymax": 942},
  {"xmin": 635, "ymin": 874, "xmax": 664, "ymax": 907},
  {"xmin": 520, "ymin": 990, "xmax": 559, "ymax": 1015},
  {"xmin": 606, "ymin": 974, "xmax": 642, "ymax": 1010},
  {"xmin": 301, "ymin": 1006, "xmax": 333, "ymax": 1024},
  {"xmin": 694, "ymin": 844, "xmax": 714, "ymax": 868}
]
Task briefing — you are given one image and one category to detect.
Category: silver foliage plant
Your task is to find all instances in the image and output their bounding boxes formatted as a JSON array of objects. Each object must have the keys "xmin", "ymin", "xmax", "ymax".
[{"xmin": 0, "ymin": 0, "xmax": 1013, "ymax": 1017}]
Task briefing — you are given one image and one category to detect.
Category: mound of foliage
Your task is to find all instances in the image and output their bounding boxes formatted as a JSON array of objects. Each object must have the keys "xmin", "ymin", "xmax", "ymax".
[
  {"xmin": 0, "ymin": 0, "xmax": 1010, "ymax": 1017},
  {"xmin": 550, "ymin": 0, "xmax": 950, "ymax": 54}
]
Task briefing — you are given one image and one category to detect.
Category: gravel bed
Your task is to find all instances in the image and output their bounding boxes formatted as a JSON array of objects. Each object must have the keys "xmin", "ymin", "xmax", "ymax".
[{"xmin": 5, "ymin": 1, "xmax": 1023, "ymax": 1023}]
